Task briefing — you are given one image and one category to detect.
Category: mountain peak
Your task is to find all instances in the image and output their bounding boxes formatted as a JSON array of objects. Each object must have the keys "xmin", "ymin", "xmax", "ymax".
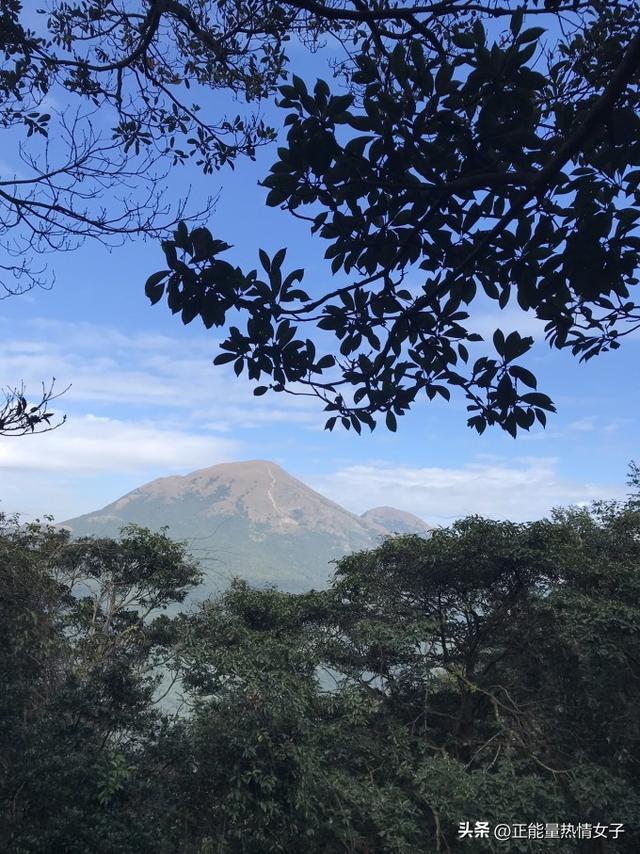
[
  {"xmin": 195, "ymin": 459, "xmax": 285, "ymax": 475},
  {"xmin": 62, "ymin": 460, "xmax": 433, "ymax": 593}
]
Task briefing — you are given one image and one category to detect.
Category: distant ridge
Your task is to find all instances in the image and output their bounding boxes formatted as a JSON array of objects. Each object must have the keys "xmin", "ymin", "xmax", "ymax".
[
  {"xmin": 361, "ymin": 506, "xmax": 434, "ymax": 536},
  {"xmin": 62, "ymin": 460, "xmax": 433, "ymax": 594}
]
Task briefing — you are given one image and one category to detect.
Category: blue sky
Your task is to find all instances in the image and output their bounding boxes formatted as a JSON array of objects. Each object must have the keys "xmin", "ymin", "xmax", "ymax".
[{"xmin": 1, "ymin": 24, "xmax": 638, "ymax": 526}]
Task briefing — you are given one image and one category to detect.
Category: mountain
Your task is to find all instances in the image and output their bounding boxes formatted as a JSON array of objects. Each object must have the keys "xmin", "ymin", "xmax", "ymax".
[
  {"xmin": 361, "ymin": 506, "xmax": 434, "ymax": 536},
  {"xmin": 62, "ymin": 460, "xmax": 432, "ymax": 595}
]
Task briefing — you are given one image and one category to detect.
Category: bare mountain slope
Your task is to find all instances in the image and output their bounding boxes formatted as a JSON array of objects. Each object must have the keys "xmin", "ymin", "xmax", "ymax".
[
  {"xmin": 360, "ymin": 506, "xmax": 434, "ymax": 536},
  {"xmin": 63, "ymin": 460, "xmax": 432, "ymax": 594}
]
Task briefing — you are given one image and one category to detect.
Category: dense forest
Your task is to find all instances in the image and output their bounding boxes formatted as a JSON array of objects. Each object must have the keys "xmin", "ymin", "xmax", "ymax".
[{"xmin": 2, "ymin": 477, "xmax": 639, "ymax": 852}]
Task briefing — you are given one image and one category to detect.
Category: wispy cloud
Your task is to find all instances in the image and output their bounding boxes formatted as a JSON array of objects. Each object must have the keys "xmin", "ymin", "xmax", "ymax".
[
  {"xmin": 0, "ymin": 317, "xmax": 321, "ymax": 425},
  {"xmin": 566, "ymin": 416, "xmax": 597, "ymax": 432},
  {"xmin": 0, "ymin": 414, "xmax": 241, "ymax": 473},
  {"xmin": 0, "ymin": 317, "xmax": 320, "ymax": 520},
  {"xmin": 0, "ymin": 412, "xmax": 243, "ymax": 520},
  {"xmin": 0, "ymin": 318, "xmax": 631, "ymax": 527},
  {"xmin": 519, "ymin": 414, "xmax": 628, "ymax": 442},
  {"xmin": 309, "ymin": 458, "xmax": 624, "ymax": 525}
]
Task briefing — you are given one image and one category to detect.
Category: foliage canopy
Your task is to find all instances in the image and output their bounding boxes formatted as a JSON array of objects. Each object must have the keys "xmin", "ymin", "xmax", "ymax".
[
  {"xmin": 5, "ymin": 3, "xmax": 639, "ymax": 436},
  {"xmin": 2, "ymin": 0, "xmax": 346, "ymax": 295},
  {"xmin": 147, "ymin": 1, "xmax": 640, "ymax": 435}
]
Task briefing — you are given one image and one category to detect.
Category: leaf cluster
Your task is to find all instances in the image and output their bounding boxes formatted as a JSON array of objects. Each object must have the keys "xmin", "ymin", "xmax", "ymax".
[{"xmin": 149, "ymin": 2, "xmax": 640, "ymax": 435}]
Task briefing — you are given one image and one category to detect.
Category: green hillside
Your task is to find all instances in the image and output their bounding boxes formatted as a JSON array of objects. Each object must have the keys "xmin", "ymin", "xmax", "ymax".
[{"xmin": 62, "ymin": 460, "xmax": 433, "ymax": 593}]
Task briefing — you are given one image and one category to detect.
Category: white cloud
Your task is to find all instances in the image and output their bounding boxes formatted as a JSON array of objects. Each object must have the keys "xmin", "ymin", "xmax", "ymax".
[
  {"xmin": 1, "ymin": 318, "xmax": 631, "ymax": 528},
  {"xmin": 0, "ymin": 317, "xmax": 323, "ymax": 520},
  {"xmin": 309, "ymin": 458, "xmax": 625, "ymax": 525},
  {"xmin": 519, "ymin": 414, "xmax": 629, "ymax": 442},
  {"xmin": 566, "ymin": 416, "xmax": 597, "ymax": 432},
  {"xmin": 0, "ymin": 317, "xmax": 321, "ymax": 426},
  {"xmin": 0, "ymin": 414, "xmax": 240, "ymax": 473},
  {"xmin": 0, "ymin": 414, "xmax": 242, "ymax": 521}
]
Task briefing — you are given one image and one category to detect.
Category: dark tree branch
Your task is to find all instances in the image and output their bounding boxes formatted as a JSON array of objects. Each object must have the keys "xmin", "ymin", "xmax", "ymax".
[{"xmin": 0, "ymin": 380, "xmax": 68, "ymax": 437}]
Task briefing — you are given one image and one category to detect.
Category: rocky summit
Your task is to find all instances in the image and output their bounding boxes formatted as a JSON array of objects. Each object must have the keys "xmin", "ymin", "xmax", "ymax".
[{"xmin": 62, "ymin": 460, "xmax": 433, "ymax": 594}]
